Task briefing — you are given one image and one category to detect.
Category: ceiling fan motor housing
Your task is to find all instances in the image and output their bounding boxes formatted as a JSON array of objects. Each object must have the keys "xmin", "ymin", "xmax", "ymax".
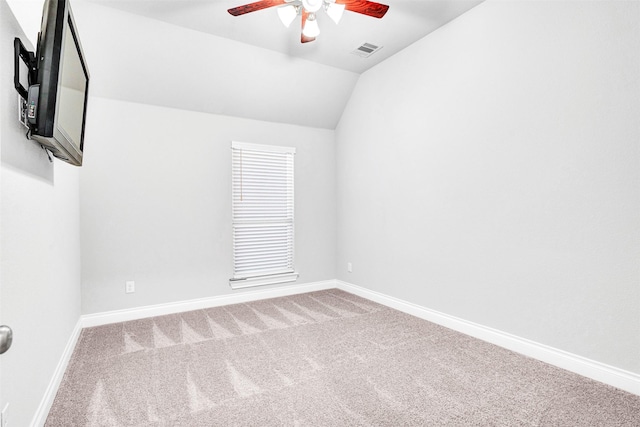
[{"xmin": 302, "ymin": 0, "xmax": 323, "ymax": 12}]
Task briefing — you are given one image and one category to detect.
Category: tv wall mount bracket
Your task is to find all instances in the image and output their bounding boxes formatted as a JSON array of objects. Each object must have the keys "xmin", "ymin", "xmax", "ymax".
[
  {"xmin": 14, "ymin": 38, "xmax": 37, "ymax": 99},
  {"xmin": 14, "ymin": 37, "xmax": 40, "ymax": 130}
]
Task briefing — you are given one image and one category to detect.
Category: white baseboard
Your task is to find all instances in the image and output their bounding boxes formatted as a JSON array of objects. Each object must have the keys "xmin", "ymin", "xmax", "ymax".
[
  {"xmin": 30, "ymin": 318, "xmax": 83, "ymax": 427},
  {"xmin": 81, "ymin": 280, "xmax": 336, "ymax": 328},
  {"xmin": 335, "ymin": 280, "xmax": 640, "ymax": 396},
  {"xmin": 32, "ymin": 280, "xmax": 335, "ymax": 425},
  {"xmin": 36, "ymin": 277, "xmax": 638, "ymax": 427}
]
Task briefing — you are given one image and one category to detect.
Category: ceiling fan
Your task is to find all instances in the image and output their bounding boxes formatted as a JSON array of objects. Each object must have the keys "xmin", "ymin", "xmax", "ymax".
[{"xmin": 228, "ymin": 0, "xmax": 390, "ymax": 43}]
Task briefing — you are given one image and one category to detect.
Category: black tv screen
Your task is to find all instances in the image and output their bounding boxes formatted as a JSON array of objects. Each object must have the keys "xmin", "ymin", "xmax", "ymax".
[{"xmin": 32, "ymin": 0, "xmax": 89, "ymax": 166}]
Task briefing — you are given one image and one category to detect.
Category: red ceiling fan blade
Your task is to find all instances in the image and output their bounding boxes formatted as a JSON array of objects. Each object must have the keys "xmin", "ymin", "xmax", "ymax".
[
  {"xmin": 301, "ymin": 10, "xmax": 316, "ymax": 43},
  {"xmin": 228, "ymin": 0, "xmax": 285, "ymax": 16},
  {"xmin": 338, "ymin": 0, "xmax": 389, "ymax": 19}
]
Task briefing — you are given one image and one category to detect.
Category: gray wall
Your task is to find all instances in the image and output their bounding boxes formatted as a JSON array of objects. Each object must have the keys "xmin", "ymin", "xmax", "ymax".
[
  {"xmin": 80, "ymin": 98, "xmax": 336, "ymax": 314},
  {"xmin": 70, "ymin": 0, "xmax": 339, "ymax": 315},
  {"xmin": 336, "ymin": 0, "xmax": 640, "ymax": 374},
  {"xmin": 0, "ymin": 2, "xmax": 82, "ymax": 426},
  {"xmin": 2, "ymin": 4, "xmax": 638, "ymax": 427}
]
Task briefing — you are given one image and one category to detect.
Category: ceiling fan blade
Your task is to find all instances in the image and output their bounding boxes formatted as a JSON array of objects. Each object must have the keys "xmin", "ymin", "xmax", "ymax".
[
  {"xmin": 228, "ymin": 0, "xmax": 285, "ymax": 16},
  {"xmin": 338, "ymin": 0, "xmax": 389, "ymax": 18},
  {"xmin": 301, "ymin": 10, "xmax": 316, "ymax": 43}
]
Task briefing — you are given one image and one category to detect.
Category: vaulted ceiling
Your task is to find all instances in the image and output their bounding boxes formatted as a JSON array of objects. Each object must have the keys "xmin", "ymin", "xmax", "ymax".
[
  {"xmin": 90, "ymin": 0, "xmax": 484, "ymax": 74},
  {"xmin": 8, "ymin": 0, "xmax": 483, "ymax": 129}
]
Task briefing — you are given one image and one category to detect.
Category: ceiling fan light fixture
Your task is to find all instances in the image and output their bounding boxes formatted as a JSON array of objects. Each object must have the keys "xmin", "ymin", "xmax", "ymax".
[
  {"xmin": 325, "ymin": 2, "xmax": 345, "ymax": 24},
  {"xmin": 302, "ymin": 13, "xmax": 320, "ymax": 37},
  {"xmin": 228, "ymin": 0, "xmax": 390, "ymax": 44},
  {"xmin": 277, "ymin": 5, "xmax": 298, "ymax": 28}
]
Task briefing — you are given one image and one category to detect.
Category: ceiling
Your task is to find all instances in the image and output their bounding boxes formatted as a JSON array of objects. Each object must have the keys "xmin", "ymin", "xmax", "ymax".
[
  {"xmin": 90, "ymin": 0, "xmax": 484, "ymax": 74},
  {"xmin": 7, "ymin": 0, "xmax": 484, "ymax": 129}
]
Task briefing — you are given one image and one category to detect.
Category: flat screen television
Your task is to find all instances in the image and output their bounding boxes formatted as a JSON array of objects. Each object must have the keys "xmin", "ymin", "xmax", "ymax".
[{"xmin": 14, "ymin": 0, "xmax": 90, "ymax": 166}]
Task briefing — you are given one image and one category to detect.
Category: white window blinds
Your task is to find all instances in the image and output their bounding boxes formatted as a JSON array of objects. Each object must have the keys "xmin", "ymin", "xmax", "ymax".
[{"xmin": 230, "ymin": 141, "xmax": 298, "ymax": 289}]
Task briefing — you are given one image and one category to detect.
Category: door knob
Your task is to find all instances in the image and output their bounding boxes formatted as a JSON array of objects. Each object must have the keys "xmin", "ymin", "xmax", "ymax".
[{"xmin": 0, "ymin": 325, "xmax": 13, "ymax": 355}]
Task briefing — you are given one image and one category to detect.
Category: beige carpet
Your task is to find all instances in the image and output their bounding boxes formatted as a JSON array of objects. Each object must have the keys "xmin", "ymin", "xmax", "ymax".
[{"xmin": 46, "ymin": 289, "xmax": 640, "ymax": 426}]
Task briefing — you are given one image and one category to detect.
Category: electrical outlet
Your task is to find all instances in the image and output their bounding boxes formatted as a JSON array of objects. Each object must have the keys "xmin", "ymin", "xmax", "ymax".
[
  {"xmin": 2, "ymin": 402, "xmax": 9, "ymax": 427},
  {"xmin": 125, "ymin": 281, "xmax": 135, "ymax": 294},
  {"xmin": 347, "ymin": 262, "xmax": 353, "ymax": 273}
]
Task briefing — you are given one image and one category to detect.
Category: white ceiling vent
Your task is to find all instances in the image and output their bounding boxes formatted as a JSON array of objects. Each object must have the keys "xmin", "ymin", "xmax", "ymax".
[{"xmin": 351, "ymin": 42, "xmax": 382, "ymax": 58}]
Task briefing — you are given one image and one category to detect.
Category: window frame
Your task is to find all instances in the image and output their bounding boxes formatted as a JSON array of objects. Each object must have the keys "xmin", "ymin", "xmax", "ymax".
[{"xmin": 229, "ymin": 141, "xmax": 298, "ymax": 289}]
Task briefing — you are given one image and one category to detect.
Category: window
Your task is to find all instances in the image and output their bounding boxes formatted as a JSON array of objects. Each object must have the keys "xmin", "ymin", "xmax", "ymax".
[{"xmin": 230, "ymin": 141, "xmax": 298, "ymax": 289}]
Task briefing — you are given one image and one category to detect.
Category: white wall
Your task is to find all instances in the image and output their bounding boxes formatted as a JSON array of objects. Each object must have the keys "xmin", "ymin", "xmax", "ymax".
[
  {"xmin": 0, "ymin": 11, "xmax": 3, "ymax": 423},
  {"xmin": 336, "ymin": 0, "xmax": 640, "ymax": 374},
  {"xmin": 0, "ymin": 2, "xmax": 82, "ymax": 426},
  {"xmin": 2, "ymin": 2, "xmax": 638, "ymax": 425},
  {"xmin": 73, "ymin": 2, "xmax": 339, "ymax": 315},
  {"xmin": 80, "ymin": 97, "xmax": 336, "ymax": 314},
  {"xmin": 71, "ymin": 1, "xmax": 358, "ymax": 130},
  {"xmin": 7, "ymin": 0, "xmax": 360, "ymax": 130}
]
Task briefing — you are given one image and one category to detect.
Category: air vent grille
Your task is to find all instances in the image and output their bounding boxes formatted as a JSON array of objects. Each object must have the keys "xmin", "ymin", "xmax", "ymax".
[{"xmin": 351, "ymin": 42, "xmax": 382, "ymax": 58}]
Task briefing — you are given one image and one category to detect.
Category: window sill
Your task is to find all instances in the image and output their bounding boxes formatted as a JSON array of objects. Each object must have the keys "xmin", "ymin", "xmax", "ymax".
[{"xmin": 229, "ymin": 272, "xmax": 299, "ymax": 290}]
